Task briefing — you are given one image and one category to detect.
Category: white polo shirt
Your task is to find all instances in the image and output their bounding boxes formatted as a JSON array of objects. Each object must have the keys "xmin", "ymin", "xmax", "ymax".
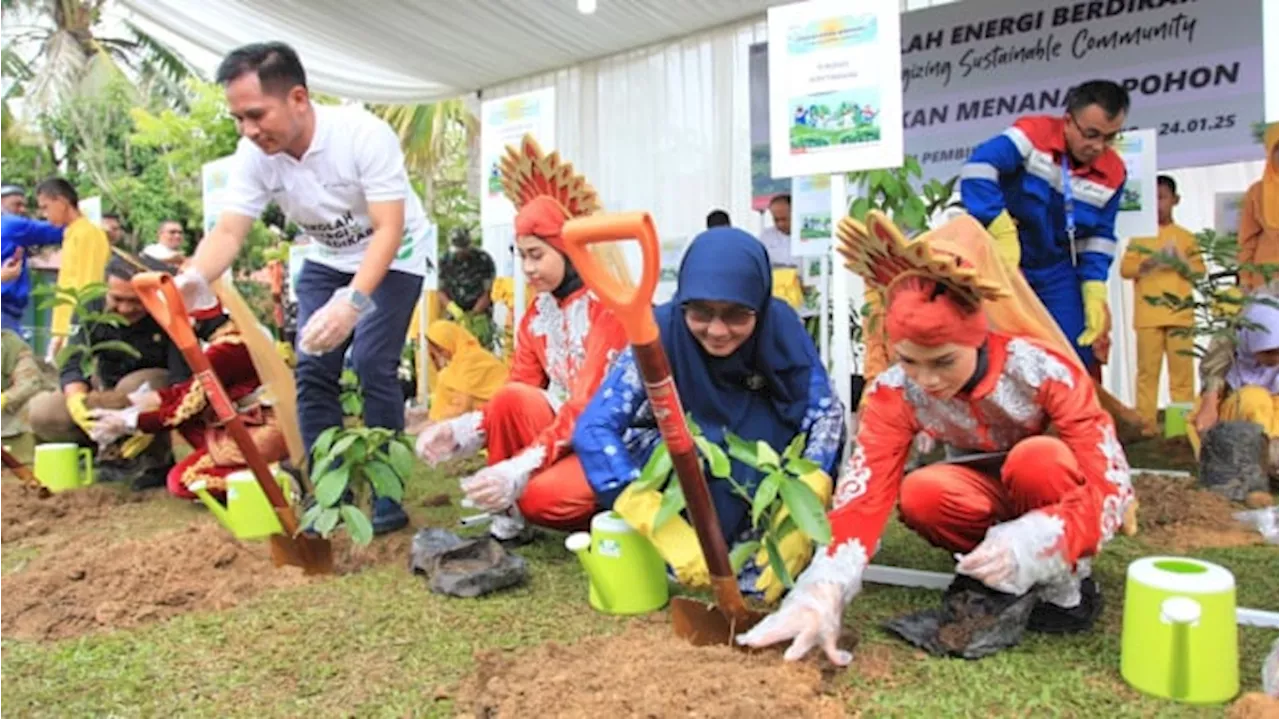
[{"xmin": 223, "ymin": 104, "xmax": 432, "ymax": 277}]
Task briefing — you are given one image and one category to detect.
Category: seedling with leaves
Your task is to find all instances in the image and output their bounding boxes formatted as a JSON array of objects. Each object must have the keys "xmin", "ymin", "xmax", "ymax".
[
  {"xmin": 35, "ymin": 282, "xmax": 141, "ymax": 382},
  {"xmin": 632, "ymin": 418, "xmax": 831, "ymax": 589},
  {"xmin": 302, "ymin": 425, "xmax": 417, "ymax": 545},
  {"xmin": 339, "ymin": 368, "xmax": 363, "ymax": 417}
]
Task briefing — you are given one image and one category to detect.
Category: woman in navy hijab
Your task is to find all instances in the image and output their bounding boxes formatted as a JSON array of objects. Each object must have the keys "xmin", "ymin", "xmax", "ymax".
[{"xmin": 573, "ymin": 227, "xmax": 844, "ymax": 601}]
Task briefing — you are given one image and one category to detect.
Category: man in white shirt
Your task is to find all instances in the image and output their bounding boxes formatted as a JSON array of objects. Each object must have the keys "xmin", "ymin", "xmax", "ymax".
[
  {"xmin": 757, "ymin": 193, "xmax": 795, "ymax": 267},
  {"xmin": 177, "ymin": 42, "xmax": 431, "ymax": 535}
]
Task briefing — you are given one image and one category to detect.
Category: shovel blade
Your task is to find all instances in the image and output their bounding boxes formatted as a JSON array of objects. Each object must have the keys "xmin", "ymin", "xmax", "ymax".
[
  {"xmin": 670, "ymin": 596, "xmax": 768, "ymax": 647},
  {"xmin": 269, "ymin": 533, "xmax": 335, "ymax": 575}
]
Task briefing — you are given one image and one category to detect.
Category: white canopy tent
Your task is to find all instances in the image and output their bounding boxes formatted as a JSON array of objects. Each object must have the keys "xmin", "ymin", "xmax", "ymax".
[{"xmin": 121, "ymin": 0, "xmax": 1277, "ymax": 411}]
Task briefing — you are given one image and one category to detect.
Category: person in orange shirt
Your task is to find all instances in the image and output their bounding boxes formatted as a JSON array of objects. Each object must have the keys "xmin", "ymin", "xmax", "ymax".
[
  {"xmin": 1119, "ymin": 175, "xmax": 1206, "ymax": 424},
  {"xmin": 36, "ymin": 178, "xmax": 111, "ymax": 358},
  {"xmin": 1238, "ymin": 123, "xmax": 1278, "ymax": 290}
]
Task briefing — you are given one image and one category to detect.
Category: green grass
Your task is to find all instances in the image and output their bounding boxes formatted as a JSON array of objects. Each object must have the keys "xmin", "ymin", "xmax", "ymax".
[{"xmin": 2, "ymin": 461, "xmax": 1276, "ymax": 718}]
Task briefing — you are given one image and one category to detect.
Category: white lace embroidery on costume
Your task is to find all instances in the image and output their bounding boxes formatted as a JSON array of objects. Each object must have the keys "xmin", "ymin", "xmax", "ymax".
[
  {"xmin": 833, "ymin": 443, "xmax": 871, "ymax": 509},
  {"xmin": 1095, "ymin": 423, "xmax": 1134, "ymax": 548},
  {"xmin": 529, "ymin": 291, "xmax": 594, "ymax": 405}
]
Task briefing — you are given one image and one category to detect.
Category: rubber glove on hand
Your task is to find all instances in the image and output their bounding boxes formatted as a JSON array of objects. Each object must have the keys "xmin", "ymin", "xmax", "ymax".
[
  {"xmin": 613, "ymin": 482, "xmax": 710, "ymax": 587},
  {"xmin": 1077, "ymin": 280, "xmax": 1109, "ymax": 346},
  {"xmin": 955, "ymin": 511, "xmax": 1069, "ymax": 595},
  {"xmin": 127, "ymin": 383, "xmax": 160, "ymax": 412},
  {"xmin": 986, "ymin": 211, "xmax": 1021, "ymax": 269},
  {"xmin": 298, "ymin": 288, "xmax": 374, "ymax": 356},
  {"xmin": 754, "ymin": 470, "xmax": 834, "ymax": 604},
  {"xmin": 88, "ymin": 406, "xmax": 140, "ymax": 445},
  {"xmin": 459, "ymin": 454, "xmax": 533, "ymax": 512},
  {"xmin": 119, "ymin": 433, "xmax": 154, "ymax": 459},
  {"xmin": 0, "ymin": 392, "xmax": 7, "ymax": 413},
  {"xmin": 174, "ymin": 270, "xmax": 218, "ymax": 313},
  {"xmin": 66, "ymin": 393, "xmax": 96, "ymax": 435},
  {"xmin": 736, "ymin": 577, "xmax": 852, "ymax": 665},
  {"xmin": 415, "ymin": 411, "xmax": 485, "ymax": 464}
]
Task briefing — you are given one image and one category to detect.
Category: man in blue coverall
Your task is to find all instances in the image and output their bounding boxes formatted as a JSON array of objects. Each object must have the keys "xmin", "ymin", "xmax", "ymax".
[
  {"xmin": 960, "ymin": 80, "xmax": 1130, "ymax": 370},
  {"xmin": 1, "ymin": 185, "xmax": 65, "ymax": 334}
]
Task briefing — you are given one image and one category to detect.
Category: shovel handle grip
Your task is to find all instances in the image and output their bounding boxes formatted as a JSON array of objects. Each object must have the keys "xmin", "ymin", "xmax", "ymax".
[
  {"xmin": 561, "ymin": 212, "xmax": 661, "ymax": 346},
  {"xmin": 131, "ymin": 273, "xmax": 200, "ymax": 354}
]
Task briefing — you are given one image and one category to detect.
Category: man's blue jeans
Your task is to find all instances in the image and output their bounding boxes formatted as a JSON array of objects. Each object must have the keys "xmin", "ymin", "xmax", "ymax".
[{"xmin": 293, "ymin": 260, "xmax": 422, "ymax": 456}]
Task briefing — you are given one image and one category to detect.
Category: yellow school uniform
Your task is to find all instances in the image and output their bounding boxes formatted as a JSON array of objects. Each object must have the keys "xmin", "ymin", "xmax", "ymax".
[
  {"xmin": 50, "ymin": 217, "xmax": 111, "ymax": 338},
  {"xmin": 1119, "ymin": 223, "xmax": 1205, "ymax": 423}
]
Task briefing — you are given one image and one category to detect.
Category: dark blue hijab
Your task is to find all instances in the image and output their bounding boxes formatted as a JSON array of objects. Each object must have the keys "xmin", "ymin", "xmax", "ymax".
[{"xmin": 654, "ymin": 227, "xmax": 816, "ymax": 502}]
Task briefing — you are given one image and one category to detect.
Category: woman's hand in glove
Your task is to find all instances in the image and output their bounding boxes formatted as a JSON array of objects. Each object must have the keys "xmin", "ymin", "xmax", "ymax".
[
  {"xmin": 459, "ymin": 459, "xmax": 529, "ymax": 513},
  {"xmin": 736, "ymin": 580, "xmax": 852, "ymax": 665}
]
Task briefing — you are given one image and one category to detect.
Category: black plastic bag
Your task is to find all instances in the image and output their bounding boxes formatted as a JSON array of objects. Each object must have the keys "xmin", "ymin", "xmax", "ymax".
[
  {"xmin": 409, "ymin": 528, "xmax": 528, "ymax": 598},
  {"xmin": 884, "ymin": 576, "xmax": 1037, "ymax": 659},
  {"xmin": 1200, "ymin": 421, "xmax": 1269, "ymax": 502}
]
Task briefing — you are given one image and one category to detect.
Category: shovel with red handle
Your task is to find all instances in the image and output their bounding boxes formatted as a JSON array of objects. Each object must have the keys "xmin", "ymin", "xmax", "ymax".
[
  {"xmin": 131, "ymin": 272, "xmax": 334, "ymax": 575},
  {"xmin": 561, "ymin": 212, "xmax": 767, "ymax": 646}
]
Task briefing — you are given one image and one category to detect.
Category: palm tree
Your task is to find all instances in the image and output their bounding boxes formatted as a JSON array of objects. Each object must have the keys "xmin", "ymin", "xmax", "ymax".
[{"xmin": 370, "ymin": 98, "xmax": 478, "ymax": 212}]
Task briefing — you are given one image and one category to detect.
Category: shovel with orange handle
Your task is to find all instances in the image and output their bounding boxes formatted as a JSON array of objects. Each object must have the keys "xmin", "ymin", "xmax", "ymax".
[
  {"xmin": 131, "ymin": 272, "xmax": 334, "ymax": 575},
  {"xmin": 561, "ymin": 212, "xmax": 767, "ymax": 646}
]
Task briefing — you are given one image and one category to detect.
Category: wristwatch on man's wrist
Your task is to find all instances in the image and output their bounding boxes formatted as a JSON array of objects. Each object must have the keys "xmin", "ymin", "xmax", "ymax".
[{"xmin": 346, "ymin": 288, "xmax": 373, "ymax": 313}]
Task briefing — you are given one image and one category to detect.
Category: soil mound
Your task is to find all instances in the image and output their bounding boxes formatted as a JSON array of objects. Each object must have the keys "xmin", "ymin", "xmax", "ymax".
[
  {"xmin": 453, "ymin": 621, "xmax": 848, "ymax": 718},
  {"xmin": 2, "ymin": 481, "xmax": 144, "ymax": 543},
  {"xmin": 1133, "ymin": 473, "xmax": 1262, "ymax": 550},
  {"xmin": 1, "ymin": 523, "xmax": 308, "ymax": 641}
]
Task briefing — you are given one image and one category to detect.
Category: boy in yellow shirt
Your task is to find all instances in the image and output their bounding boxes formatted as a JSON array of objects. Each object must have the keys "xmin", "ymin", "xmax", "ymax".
[
  {"xmin": 1119, "ymin": 175, "xmax": 1206, "ymax": 424},
  {"xmin": 36, "ymin": 178, "xmax": 110, "ymax": 357}
]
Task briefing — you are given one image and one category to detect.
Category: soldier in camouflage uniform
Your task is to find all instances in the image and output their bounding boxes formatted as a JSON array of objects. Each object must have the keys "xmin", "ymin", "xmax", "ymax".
[
  {"xmin": 1, "ymin": 329, "xmax": 57, "ymax": 463},
  {"xmin": 438, "ymin": 228, "xmax": 497, "ymax": 349}
]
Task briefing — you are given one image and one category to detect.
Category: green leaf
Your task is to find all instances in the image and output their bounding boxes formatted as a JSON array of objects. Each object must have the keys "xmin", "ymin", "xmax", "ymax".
[
  {"xmin": 89, "ymin": 340, "xmax": 142, "ymax": 358},
  {"xmin": 388, "ymin": 440, "xmax": 415, "ymax": 481},
  {"xmin": 300, "ymin": 501, "xmax": 325, "ymax": 530},
  {"xmin": 685, "ymin": 414, "xmax": 703, "ymax": 436},
  {"xmin": 725, "ymin": 432, "xmax": 758, "ymax": 467},
  {"xmin": 786, "ymin": 458, "xmax": 821, "ymax": 476},
  {"xmin": 775, "ymin": 514, "xmax": 799, "ymax": 541},
  {"xmin": 341, "ymin": 504, "xmax": 374, "ymax": 546},
  {"xmin": 54, "ymin": 344, "xmax": 84, "ymax": 370},
  {"xmin": 782, "ymin": 433, "xmax": 807, "ymax": 463},
  {"xmin": 904, "ymin": 155, "xmax": 923, "ymax": 177},
  {"xmin": 764, "ymin": 535, "xmax": 794, "ymax": 587},
  {"xmin": 313, "ymin": 427, "xmax": 340, "ymax": 457},
  {"xmin": 313, "ymin": 464, "xmax": 351, "ymax": 507},
  {"xmin": 752, "ymin": 471, "xmax": 783, "ymax": 527},
  {"xmin": 653, "ymin": 481, "xmax": 686, "ymax": 530},
  {"xmin": 78, "ymin": 283, "xmax": 108, "ymax": 303},
  {"xmin": 694, "ymin": 437, "xmax": 731, "ymax": 479},
  {"xmin": 777, "ymin": 478, "xmax": 832, "ymax": 545},
  {"xmin": 634, "ymin": 441, "xmax": 672, "ymax": 492},
  {"xmin": 330, "ymin": 433, "xmax": 359, "ymax": 459},
  {"xmin": 314, "ymin": 506, "xmax": 341, "ymax": 536},
  {"xmin": 729, "ymin": 540, "xmax": 761, "ymax": 574},
  {"xmin": 365, "ymin": 460, "xmax": 404, "ymax": 503},
  {"xmin": 756, "ymin": 441, "xmax": 780, "ymax": 469}
]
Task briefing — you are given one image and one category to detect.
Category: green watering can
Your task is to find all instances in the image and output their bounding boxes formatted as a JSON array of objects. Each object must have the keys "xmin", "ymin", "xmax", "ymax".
[
  {"xmin": 1121, "ymin": 556, "xmax": 1239, "ymax": 704},
  {"xmin": 190, "ymin": 468, "xmax": 292, "ymax": 541},
  {"xmin": 565, "ymin": 510, "xmax": 669, "ymax": 615}
]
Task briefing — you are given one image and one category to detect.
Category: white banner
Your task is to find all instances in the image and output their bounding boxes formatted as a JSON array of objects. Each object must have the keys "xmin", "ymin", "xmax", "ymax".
[
  {"xmin": 479, "ymin": 88, "xmax": 556, "ymax": 228},
  {"xmin": 768, "ymin": 0, "xmax": 904, "ymax": 178}
]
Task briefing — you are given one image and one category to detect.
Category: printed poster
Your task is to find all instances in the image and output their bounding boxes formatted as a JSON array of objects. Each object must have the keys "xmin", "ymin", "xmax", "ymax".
[
  {"xmin": 767, "ymin": 0, "xmax": 904, "ymax": 178},
  {"xmin": 1113, "ymin": 129, "xmax": 1158, "ymax": 239},
  {"xmin": 479, "ymin": 88, "xmax": 556, "ymax": 228},
  {"xmin": 201, "ymin": 155, "xmax": 237, "ymax": 235},
  {"xmin": 1214, "ymin": 191, "xmax": 1246, "ymax": 235},
  {"xmin": 790, "ymin": 174, "xmax": 833, "ymax": 258}
]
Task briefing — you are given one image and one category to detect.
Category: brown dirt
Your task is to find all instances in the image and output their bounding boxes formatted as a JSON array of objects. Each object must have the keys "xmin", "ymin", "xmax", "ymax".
[
  {"xmin": 452, "ymin": 621, "xmax": 849, "ymax": 718},
  {"xmin": 1228, "ymin": 693, "xmax": 1280, "ymax": 719},
  {"xmin": 1247, "ymin": 491, "xmax": 1277, "ymax": 509},
  {"xmin": 935, "ymin": 590, "xmax": 1000, "ymax": 653},
  {"xmin": 1124, "ymin": 436, "xmax": 1198, "ymax": 473},
  {"xmin": 333, "ymin": 530, "xmax": 415, "ymax": 575},
  {"xmin": 1132, "ymin": 472, "xmax": 1263, "ymax": 550},
  {"xmin": 1, "ymin": 523, "xmax": 311, "ymax": 641},
  {"xmin": 1, "ymin": 481, "xmax": 145, "ymax": 543},
  {"xmin": 422, "ymin": 493, "xmax": 453, "ymax": 507}
]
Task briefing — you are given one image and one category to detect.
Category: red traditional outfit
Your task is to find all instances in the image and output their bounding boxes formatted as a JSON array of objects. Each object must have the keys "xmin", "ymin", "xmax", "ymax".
[
  {"xmin": 136, "ymin": 310, "xmax": 287, "ymax": 499},
  {"xmin": 738, "ymin": 212, "xmax": 1134, "ymax": 664},
  {"xmin": 435, "ymin": 137, "xmax": 626, "ymax": 531}
]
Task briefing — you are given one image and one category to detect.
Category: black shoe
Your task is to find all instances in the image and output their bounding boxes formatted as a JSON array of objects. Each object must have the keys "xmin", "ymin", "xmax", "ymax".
[
  {"xmin": 1028, "ymin": 577, "xmax": 1103, "ymax": 634},
  {"xmin": 130, "ymin": 467, "xmax": 168, "ymax": 491},
  {"xmin": 371, "ymin": 497, "xmax": 409, "ymax": 536}
]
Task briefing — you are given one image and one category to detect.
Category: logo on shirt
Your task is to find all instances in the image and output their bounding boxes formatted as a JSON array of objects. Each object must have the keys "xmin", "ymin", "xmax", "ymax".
[{"xmin": 299, "ymin": 211, "xmax": 373, "ymax": 249}]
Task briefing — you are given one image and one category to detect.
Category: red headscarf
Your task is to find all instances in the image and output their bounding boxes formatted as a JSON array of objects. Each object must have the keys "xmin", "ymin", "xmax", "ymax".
[
  {"xmin": 885, "ymin": 276, "xmax": 987, "ymax": 348},
  {"xmin": 514, "ymin": 195, "xmax": 569, "ymax": 254}
]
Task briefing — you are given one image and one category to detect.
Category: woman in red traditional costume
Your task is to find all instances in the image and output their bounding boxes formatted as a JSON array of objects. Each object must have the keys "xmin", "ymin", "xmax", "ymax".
[
  {"xmin": 739, "ymin": 212, "xmax": 1133, "ymax": 664},
  {"xmin": 416, "ymin": 136, "xmax": 627, "ymax": 540}
]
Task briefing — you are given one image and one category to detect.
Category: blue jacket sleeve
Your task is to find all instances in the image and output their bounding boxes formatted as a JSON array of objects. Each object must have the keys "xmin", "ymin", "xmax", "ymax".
[
  {"xmin": 8, "ymin": 216, "xmax": 65, "ymax": 249},
  {"xmin": 796, "ymin": 344, "xmax": 845, "ymax": 475},
  {"xmin": 1075, "ymin": 181, "xmax": 1125, "ymax": 284},
  {"xmin": 960, "ymin": 130, "xmax": 1027, "ymax": 226},
  {"xmin": 572, "ymin": 347, "xmax": 645, "ymax": 496}
]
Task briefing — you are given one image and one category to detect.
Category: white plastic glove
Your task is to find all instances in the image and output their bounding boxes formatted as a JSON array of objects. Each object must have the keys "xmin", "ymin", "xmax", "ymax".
[
  {"xmin": 955, "ymin": 511, "xmax": 1070, "ymax": 596},
  {"xmin": 127, "ymin": 383, "xmax": 161, "ymax": 412},
  {"xmin": 460, "ymin": 455, "xmax": 535, "ymax": 513},
  {"xmin": 736, "ymin": 579, "xmax": 852, "ymax": 665},
  {"xmin": 298, "ymin": 287, "xmax": 374, "ymax": 356},
  {"xmin": 88, "ymin": 406, "xmax": 141, "ymax": 446},
  {"xmin": 415, "ymin": 411, "xmax": 485, "ymax": 464},
  {"xmin": 174, "ymin": 270, "xmax": 218, "ymax": 313}
]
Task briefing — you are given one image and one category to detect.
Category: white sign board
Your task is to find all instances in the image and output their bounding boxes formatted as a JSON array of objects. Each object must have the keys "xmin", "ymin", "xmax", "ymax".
[
  {"xmin": 201, "ymin": 155, "xmax": 237, "ymax": 236},
  {"xmin": 767, "ymin": 0, "xmax": 903, "ymax": 178},
  {"xmin": 1113, "ymin": 129, "xmax": 1158, "ymax": 240},
  {"xmin": 791, "ymin": 174, "xmax": 834, "ymax": 258},
  {"xmin": 479, "ymin": 88, "xmax": 557, "ymax": 227}
]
